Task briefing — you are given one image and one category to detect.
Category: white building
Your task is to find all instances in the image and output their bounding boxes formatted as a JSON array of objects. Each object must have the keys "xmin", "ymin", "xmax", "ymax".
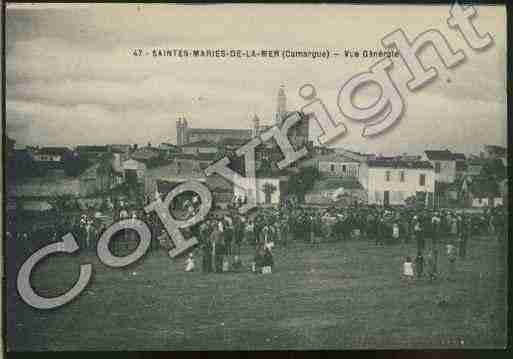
[
  {"xmin": 422, "ymin": 150, "xmax": 456, "ymax": 183},
  {"xmin": 359, "ymin": 160, "xmax": 435, "ymax": 206}
]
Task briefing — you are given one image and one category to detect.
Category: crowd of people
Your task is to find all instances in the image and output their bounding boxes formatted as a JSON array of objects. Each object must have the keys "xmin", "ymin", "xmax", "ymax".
[{"xmin": 7, "ymin": 192, "xmax": 507, "ymax": 279}]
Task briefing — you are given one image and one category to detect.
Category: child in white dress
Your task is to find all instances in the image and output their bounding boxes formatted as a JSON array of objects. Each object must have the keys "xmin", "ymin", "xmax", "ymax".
[
  {"xmin": 392, "ymin": 223, "xmax": 400, "ymax": 241},
  {"xmin": 185, "ymin": 253, "xmax": 195, "ymax": 272},
  {"xmin": 403, "ymin": 256, "xmax": 414, "ymax": 282}
]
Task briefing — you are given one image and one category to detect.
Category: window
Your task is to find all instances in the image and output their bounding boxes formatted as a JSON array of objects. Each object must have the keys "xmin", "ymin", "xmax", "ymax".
[
  {"xmin": 330, "ymin": 164, "xmax": 335, "ymax": 172},
  {"xmin": 400, "ymin": 171, "xmax": 405, "ymax": 182},
  {"xmin": 419, "ymin": 174, "xmax": 426, "ymax": 186},
  {"xmin": 385, "ymin": 171, "xmax": 391, "ymax": 181},
  {"xmin": 435, "ymin": 162, "xmax": 441, "ymax": 173},
  {"xmin": 342, "ymin": 165, "xmax": 347, "ymax": 173}
]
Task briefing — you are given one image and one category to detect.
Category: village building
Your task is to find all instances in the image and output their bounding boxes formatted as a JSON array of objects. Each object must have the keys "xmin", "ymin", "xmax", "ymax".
[
  {"xmin": 422, "ymin": 150, "xmax": 456, "ymax": 184},
  {"xmin": 452, "ymin": 152, "xmax": 467, "ymax": 178},
  {"xmin": 359, "ymin": 160, "xmax": 435, "ymax": 206}
]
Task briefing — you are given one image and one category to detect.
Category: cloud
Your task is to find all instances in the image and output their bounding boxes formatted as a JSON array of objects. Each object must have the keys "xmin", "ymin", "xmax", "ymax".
[
  {"xmin": 5, "ymin": 3, "xmax": 507, "ymax": 154},
  {"xmin": 7, "ymin": 100, "xmax": 177, "ymax": 146}
]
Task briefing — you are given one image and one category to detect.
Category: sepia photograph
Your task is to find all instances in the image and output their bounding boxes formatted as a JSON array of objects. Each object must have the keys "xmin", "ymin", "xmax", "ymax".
[{"xmin": 3, "ymin": 2, "xmax": 508, "ymax": 351}]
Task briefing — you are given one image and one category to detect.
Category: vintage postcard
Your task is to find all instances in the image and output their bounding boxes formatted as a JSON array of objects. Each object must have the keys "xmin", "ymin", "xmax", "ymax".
[{"xmin": 3, "ymin": 2, "xmax": 508, "ymax": 351}]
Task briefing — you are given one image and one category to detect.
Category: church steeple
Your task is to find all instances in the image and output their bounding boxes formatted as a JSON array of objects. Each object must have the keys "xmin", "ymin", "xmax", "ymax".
[
  {"xmin": 252, "ymin": 114, "xmax": 261, "ymax": 137},
  {"xmin": 275, "ymin": 85, "xmax": 287, "ymax": 126}
]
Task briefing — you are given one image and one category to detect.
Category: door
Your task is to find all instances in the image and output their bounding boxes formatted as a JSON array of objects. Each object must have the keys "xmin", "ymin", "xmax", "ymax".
[
  {"xmin": 383, "ymin": 191, "xmax": 390, "ymax": 207},
  {"xmin": 265, "ymin": 191, "xmax": 272, "ymax": 204}
]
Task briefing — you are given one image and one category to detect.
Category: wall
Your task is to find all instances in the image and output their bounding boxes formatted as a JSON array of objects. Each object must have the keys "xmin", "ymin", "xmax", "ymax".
[
  {"xmin": 431, "ymin": 160, "xmax": 456, "ymax": 183},
  {"xmin": 472, "ymin": 197, "xmax": 503, "ymax": 208},
  {"xmin": 182, "ymin": 146, "xmax": 218, "ymax": 155},
  {"xmin": 366, "ymin": 167, "xmax": 435, "ymax": 205},
  {"xmin": 319, "ymin": 161, "xmax": 360, "ymax": 177}
]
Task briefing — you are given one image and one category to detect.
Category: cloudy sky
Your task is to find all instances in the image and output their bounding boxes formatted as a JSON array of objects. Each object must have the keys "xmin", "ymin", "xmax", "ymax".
[{"xmin": 6, "ymin": 3, "xmax": 507, "ymax": 155}]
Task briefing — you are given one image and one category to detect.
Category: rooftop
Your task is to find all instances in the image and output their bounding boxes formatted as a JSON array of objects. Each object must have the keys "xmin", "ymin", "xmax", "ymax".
[
  {"xmin": 188, "ymin": 128, "xmax": 252, "ymax": 136},
  {"xmin": 452, "ymin": 152, "xmax": 466, "ymax": 161},
  {"xmin": 76, "ymin": 145, "xmax": 110, "ymax": 153},
  {"xmin": 36, "ymin": 147, "xmax": 71, "ymax": 156},
  {"xmin": 316, "ymin": 153, "xmax": 360, "ymax": 163},
  {"xmin": 368, "ymin": 160, "xmax": 434, "ymax": 169},
  {"xmin": 424, "ymin": 150, "xmax": 454, "ymax": 161}
]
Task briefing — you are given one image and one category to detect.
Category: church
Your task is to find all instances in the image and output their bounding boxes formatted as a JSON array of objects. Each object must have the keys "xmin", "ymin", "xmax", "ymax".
[{"xmin": 175, "ymin": 85, "xmax": 310, "ymax": 148}]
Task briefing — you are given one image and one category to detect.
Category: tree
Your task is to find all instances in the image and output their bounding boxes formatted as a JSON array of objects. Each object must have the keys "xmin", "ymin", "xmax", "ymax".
[
  {"xmin": 481, "ymin": 159, "xmax": 506, "ymax": 180},
  {"xmin": 262, "ymin": 182, "xmax": 277, "ymax": 204},
  {"xmin": 287, "ymin": 166, "xmax": 320, "ymax": 202},
  {"xmin": 63, "ymin": 152, "xmax": 90, "ymax": 177}
]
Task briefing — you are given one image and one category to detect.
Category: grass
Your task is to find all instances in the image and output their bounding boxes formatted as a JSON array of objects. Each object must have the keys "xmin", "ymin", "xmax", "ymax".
[{"xmin": 6, "ymin": 234, "xmax": 507, "ymax": 350}]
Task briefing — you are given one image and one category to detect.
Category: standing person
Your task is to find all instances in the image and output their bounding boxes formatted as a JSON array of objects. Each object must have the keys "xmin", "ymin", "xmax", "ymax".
[
  {"xmin": 84, "ymin": 220, "xmax": 93, "ymax": 249},
  {"xmin": 185, "ymin": 253, "xmax": 195, "ymax": 272},
  {"xmin": 459, "ymin": 215, "xmax": 469, "ymax": 259},
  {"xmin": 403, "ymin": 256, "xmax": 414, "ymax": 283},
  {"xmin": 426, "ymin": 250, "xmax": 437, "ymax": 281},
  {"xmin": 281, "ymin": 216, "xmax": 289, "ymax": 247},
  {"xmin": 254, "ymin": 216, "xmax": 262, "ymax": 244},
  {"xmin": 493, "ymin": 209, "xmax": 505, "ymax": 241},
  {"xmin": 119, "ymin": 206, "xmax": 129, "ymax": 220},
  {"xmin": 211, "ymin": 223, "xmax": 224, "ymax": 273},
  {"xmin": 431, "ymin": 212, "xmax": 441, "ymax": 249},
  {"xmin": 366, "ymin": 211, "xmax": 375, "ymax": 242},
  {"xmin": 401, "ymin": 213, "xmax": 409, "ymax": 243},
  {"xmin": 446, "ymin": 242, "xmax": 457, "ymax": 278},
  {"xmin": 223, "ymin": 215, "xmax": 233, "ymax": 257},
  {"xmin": 449, "ymin": 216, "xmax": 459, "ymax": 242},
  {"xmin": 309, "ymin": 214, "xmax": 316, "ymax": 245},
  {"xmin": 253, "ymin": 243, "xmax": 266, "ymax": 273},
  {"xmin": 245, "ymin": 220, "xmax": 255, "ymax": 246},
  {"xmin": 413, "ymin": 216, "xmax": 424, "ymax": 253},
  {"xmin": 392, "ymin": 222, "xmax": 400, "ymax": 243},
  {"xmin": 376, "ymin": 217, "xmax": 385, "ymax": 246},
  {"xmin": 201, "ymin": 224, "xmax": 212, "ymax": 273},
  {"xmin": 233, "ymin": 216, "xmax": 244, "ymax": 256},
  {"xmin": 415, "ymin": 251, "xmax": 424, "ymax": 278}
]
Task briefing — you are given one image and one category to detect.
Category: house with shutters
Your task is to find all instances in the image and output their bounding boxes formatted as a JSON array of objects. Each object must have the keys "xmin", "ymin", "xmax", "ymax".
[{"xmin": 359, "ymin": 160, "xmax": 435, "ymax": 206}]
